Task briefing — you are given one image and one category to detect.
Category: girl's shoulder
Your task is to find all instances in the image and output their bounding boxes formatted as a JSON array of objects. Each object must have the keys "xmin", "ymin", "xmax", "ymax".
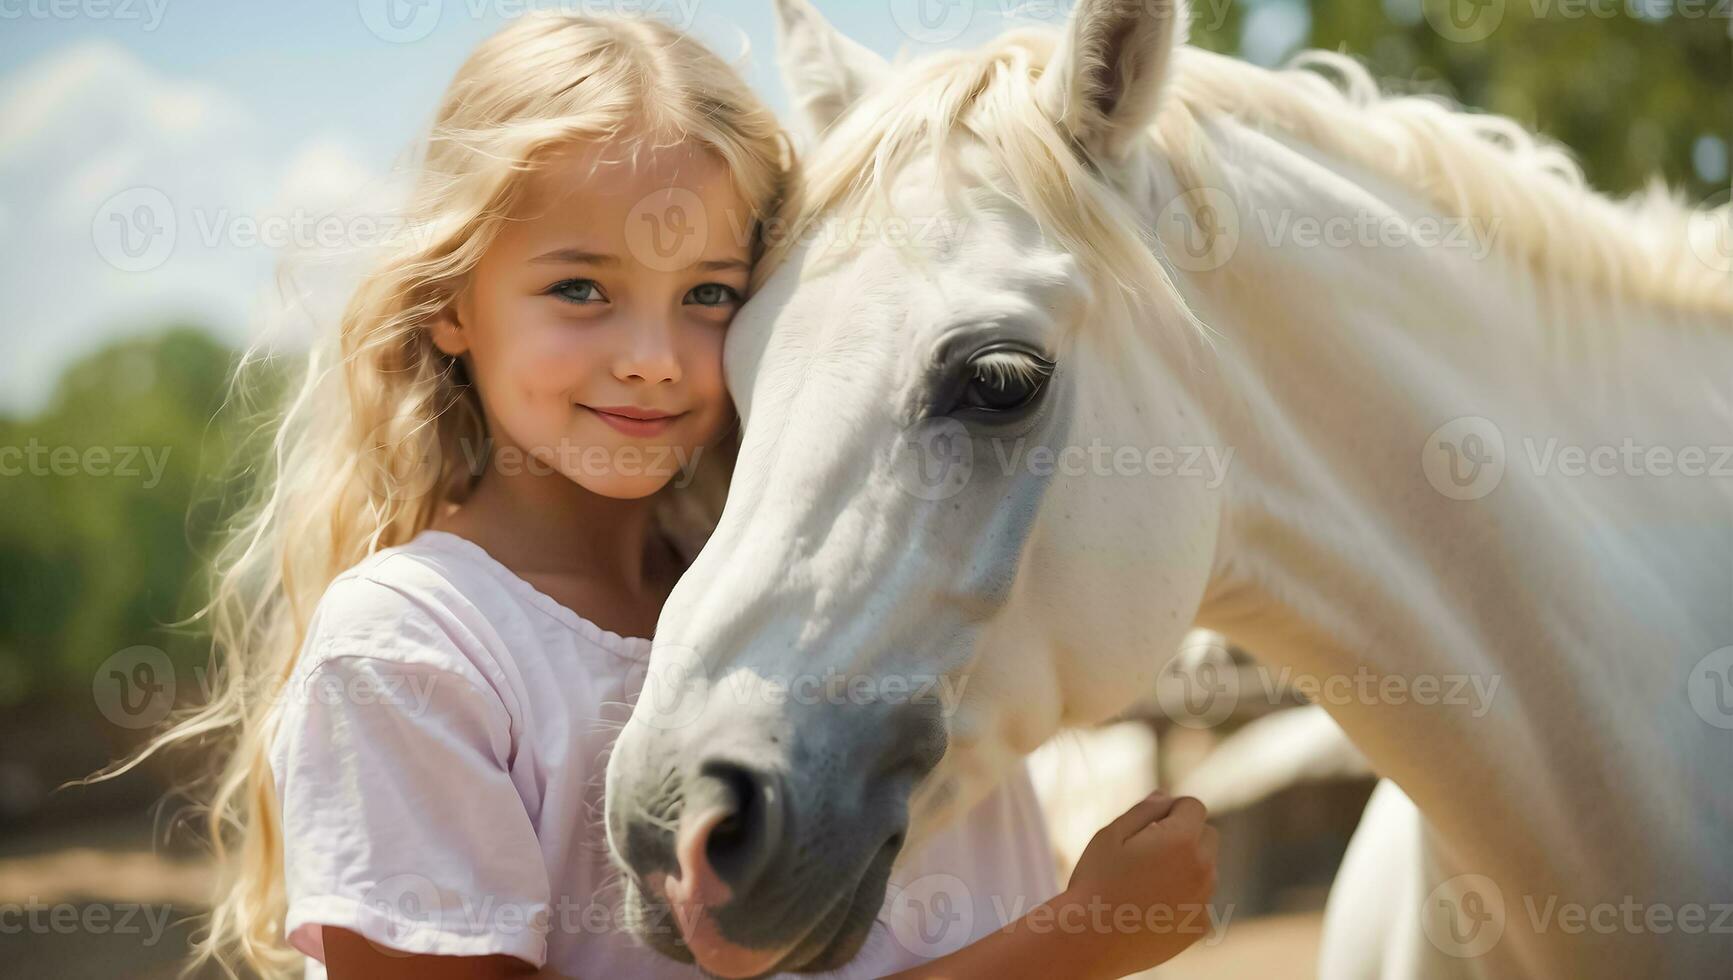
[
  {"xmin": 295, "ymin": 531, "xmax": 514, "ymax": 694},
  {"xmin": 300, "ymin": 529, "xmax": 650, "ymax": 685}
]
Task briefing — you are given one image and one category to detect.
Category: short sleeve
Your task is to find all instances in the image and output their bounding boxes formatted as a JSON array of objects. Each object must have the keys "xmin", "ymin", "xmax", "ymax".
[{"xmin": 269, "ymin": 578, "xmax": 552, "ymax": 968}]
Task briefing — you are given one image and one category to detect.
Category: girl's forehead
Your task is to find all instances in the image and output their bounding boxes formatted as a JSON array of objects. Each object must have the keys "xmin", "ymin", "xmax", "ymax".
[
  {"xmin": 524, "ymin": 139, "xmax": 735, "ymax": 209},
  {"xmin": 496, "ymin": 139, "xmax": 752, "ymax": 269}
]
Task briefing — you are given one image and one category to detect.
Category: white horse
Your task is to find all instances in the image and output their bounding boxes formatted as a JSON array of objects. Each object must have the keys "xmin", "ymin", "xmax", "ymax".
[{"xmin": 605, "ymin": 1, "xmax": 1733, "ymax": 976}]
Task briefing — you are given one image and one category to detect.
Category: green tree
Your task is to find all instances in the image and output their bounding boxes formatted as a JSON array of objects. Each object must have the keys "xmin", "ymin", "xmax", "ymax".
[
  {"xmin": 1189, "ymin": 0, "xmax": 1730, "ymax": 200},
  {"xmin": 0, "ymin": 327, "xmax": 278, "ymax": 711}
]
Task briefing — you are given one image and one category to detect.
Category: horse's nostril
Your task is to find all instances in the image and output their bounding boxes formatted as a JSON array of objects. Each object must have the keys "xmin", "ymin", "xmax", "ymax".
[
  {"xmin": 707, "ymin": 790, "xmax": 748, "ymax": 861},
  {"xmin": 693, "ymin": 759, "xmax": 783, "ymax": 893}
]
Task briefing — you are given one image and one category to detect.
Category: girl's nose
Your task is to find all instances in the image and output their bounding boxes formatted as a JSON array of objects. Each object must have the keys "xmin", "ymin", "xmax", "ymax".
[{"xmin": 612, "ymin": 318, "xmax": 683, "ymax": 385}]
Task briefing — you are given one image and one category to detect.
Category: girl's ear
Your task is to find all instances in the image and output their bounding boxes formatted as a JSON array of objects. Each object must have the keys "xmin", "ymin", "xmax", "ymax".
[{"xmin": 429, "ymin": 297, "xmax": 470, "ymax": 357}]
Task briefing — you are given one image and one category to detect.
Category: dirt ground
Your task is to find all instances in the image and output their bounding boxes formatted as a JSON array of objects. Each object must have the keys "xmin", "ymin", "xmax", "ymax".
[
  {"xmin": 1148, "ymin": 911, "xmax": 1322, "ymax": 979},
  {"xmin": 0, "ymin": 818, "xmax": 1324, "ymax": 978}
]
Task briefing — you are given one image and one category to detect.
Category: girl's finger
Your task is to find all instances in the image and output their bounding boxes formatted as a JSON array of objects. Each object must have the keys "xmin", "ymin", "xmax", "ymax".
[
  {"xmin": 1105, "ymin": 790, "xmax": 1176, "ymax": 842},
  {"xmin": 1155, "ymin": 796, "xmax": 1209, "ymax": 834}
]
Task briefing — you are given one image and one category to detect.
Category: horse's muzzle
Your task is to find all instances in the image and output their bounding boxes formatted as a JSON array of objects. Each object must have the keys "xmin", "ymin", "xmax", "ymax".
[{"xmin": 605, "ymin": 683, "xmax": 947, "ymax": 977}]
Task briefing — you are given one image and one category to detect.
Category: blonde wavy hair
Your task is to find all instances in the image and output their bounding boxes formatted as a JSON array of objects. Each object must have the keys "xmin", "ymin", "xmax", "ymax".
[{"xmin": 108, "ymin": 12, "xmax": 790, "ymax": 978}]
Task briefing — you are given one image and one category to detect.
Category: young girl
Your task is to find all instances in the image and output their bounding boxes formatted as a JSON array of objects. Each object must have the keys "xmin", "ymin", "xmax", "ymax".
[{"xmin": 146, "ymin": 12, "xmax": 1218, "ymax": 979}]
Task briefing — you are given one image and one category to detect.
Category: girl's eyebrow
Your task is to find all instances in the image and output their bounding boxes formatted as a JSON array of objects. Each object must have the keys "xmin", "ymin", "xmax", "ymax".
[
  {"xmin": 530, "ymin": 248, "xmax": 749, "ymax": 274},
  {"xmin": 698, "ymin": 258, "xmax": 751, "ymax": 273},
  {"xmin": 531, "ymin": 247, "xmax": 618, "ymax": 266}
]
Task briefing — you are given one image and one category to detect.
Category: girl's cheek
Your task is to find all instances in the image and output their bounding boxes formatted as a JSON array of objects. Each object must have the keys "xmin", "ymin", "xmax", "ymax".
[
  {"xmin": 688, "ymin": 331, "xmax": 733, "ymax": 435},
  {"xmin": 688, "ymin": 316, "xmax": 728, "ymax": 373},
  {"xmin": 507, "ymin": 312, "xmax": 601, "ymax": 386}
]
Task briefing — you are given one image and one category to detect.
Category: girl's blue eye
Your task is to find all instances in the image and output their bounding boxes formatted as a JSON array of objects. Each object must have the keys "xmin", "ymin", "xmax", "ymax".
[
  {"xmin": 549, "ymin": 279, "xmax": 605, "ymax": 304},
  {"xmin": 686, "ymin": 283, "xmax": 742, "ymax": 307}
]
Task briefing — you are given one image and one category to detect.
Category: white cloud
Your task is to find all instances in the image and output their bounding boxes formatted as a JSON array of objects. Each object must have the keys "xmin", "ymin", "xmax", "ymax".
[
  {"xmin": 274, "ymin": 138, "xmax": 380, "ymax": 215},
  {"xmin": 0, "ymin": 40, "xmax": 385, "ymax": 415}
]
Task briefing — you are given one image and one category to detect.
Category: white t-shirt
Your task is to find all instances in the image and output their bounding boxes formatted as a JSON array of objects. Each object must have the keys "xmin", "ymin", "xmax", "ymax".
[{"xmin": 267, "ymin": 529, "xmax": 1060, "ymax": 979}]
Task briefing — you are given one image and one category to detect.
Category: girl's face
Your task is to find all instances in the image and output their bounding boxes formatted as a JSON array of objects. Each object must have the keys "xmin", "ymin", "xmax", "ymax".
[{"xmin": 432, "ymin": 140, "xmax": 748, "ymax": 499}]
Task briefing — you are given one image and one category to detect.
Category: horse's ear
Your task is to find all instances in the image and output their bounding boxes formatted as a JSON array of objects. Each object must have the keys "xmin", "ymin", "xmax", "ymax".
[
  {"xmin": 772, "ymin": 0, "xmax": 889, "ymax": 140},
  {"xmin": 1035, "ymin": 0, "xmax": 1188, "ymax": 166}
]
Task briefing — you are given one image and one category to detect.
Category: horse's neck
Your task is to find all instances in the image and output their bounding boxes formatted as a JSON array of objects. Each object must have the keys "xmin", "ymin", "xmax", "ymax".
[{"xmin": 1166, "ymin": 121, "xmax": 1733, "ymax": 897}]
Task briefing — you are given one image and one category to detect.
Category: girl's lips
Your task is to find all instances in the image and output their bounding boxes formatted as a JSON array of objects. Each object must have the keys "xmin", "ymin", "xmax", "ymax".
[{"xmin": 583, "ymin": 405, "xmax": 685, "ymax": 437}]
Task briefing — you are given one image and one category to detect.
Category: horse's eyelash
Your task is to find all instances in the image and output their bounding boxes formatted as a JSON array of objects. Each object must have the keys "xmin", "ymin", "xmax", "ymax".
[{"xmin": 972, "ymin": 351, "xmax": 1055, "ymax": 387}]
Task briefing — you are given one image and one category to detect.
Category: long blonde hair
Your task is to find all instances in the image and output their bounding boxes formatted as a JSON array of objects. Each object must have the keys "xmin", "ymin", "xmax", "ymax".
[{"xmin": 115, "ymin": 13, "xmax": 789, "ymax": 977}]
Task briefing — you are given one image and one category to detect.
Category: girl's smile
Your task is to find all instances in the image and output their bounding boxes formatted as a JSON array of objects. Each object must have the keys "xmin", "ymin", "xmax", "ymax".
[{"xmin": 579, "ymin": 402, "xmax": 689, "ymax": 437}]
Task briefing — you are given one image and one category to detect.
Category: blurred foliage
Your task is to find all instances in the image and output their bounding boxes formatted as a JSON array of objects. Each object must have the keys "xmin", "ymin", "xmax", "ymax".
[
  {"xmin": 0, "ymin": 328, "xmax": 284, "ymax": 712},
  {"xmin": 1189, "ymin": 0, "xmax": 1731, "ymax": 200}
]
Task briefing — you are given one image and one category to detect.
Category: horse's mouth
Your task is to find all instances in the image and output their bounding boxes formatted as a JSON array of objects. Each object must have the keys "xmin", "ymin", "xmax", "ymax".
[{"xmin": 621, "ymin": 834, "xmax": 902, "ymax": 977}]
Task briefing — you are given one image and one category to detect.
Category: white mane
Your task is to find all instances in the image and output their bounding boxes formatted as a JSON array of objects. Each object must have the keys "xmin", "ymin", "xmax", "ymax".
[
  {"xmin": 1161, "ymin": 46, "xmax": 1732, "ymax": 318},
  {"xmin": 766, "ymin": 30, "xmax": 1733, "ymax": 320}
]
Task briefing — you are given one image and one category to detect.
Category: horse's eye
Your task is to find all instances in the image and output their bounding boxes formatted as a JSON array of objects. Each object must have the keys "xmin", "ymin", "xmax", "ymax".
[{"xmin": 957, "ymin": 344, "xmax": 1055, "ymax": 417}]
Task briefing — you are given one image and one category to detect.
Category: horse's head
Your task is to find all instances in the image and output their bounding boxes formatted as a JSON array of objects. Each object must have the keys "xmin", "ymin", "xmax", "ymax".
[{"xmin": 605, "ymin": 2, "xmax": 1222, "ymax": 973}]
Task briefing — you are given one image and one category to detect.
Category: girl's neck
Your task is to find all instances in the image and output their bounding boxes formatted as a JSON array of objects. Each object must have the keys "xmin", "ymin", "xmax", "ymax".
[{"xmin": 435, "ymin": 455, "xmax": 672, "ymax": 598}]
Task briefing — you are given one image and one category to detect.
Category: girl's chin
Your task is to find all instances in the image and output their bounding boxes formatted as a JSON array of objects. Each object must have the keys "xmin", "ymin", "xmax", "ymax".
[
  {"xmin": 571, "ymin": 471, "xmax": 677, "ymax": 500},
  {"xmin": 509, "ymin": 428, "xmax": 702, "ymax": 498}
]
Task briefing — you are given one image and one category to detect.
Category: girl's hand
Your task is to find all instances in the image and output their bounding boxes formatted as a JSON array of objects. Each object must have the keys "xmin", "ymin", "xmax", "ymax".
[
  {"xmin": 1058, "ymin": 791, "xmax": 1220, "ymax": 976},
  {"xmin": 881, "ymin": 791, "xmax": 1219, "ymax": 980}
]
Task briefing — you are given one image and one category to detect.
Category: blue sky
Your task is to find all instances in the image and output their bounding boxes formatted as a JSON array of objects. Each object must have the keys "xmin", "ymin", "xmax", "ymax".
[
  {"xmin": 0, "ymin": 0, "xmax": 1293, "ymax": 413},
  {"xmin": 7, "ymin": 1, "xmax": 801, "ymax": 174}
]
